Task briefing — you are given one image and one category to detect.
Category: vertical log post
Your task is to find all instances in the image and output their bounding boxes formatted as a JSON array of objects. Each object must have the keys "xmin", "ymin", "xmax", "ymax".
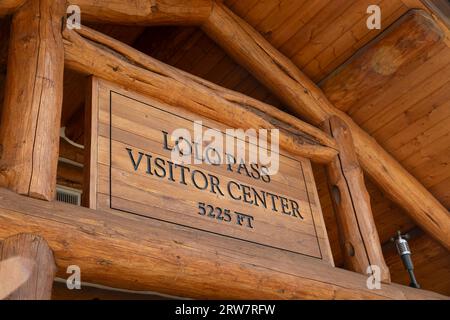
[
  {"xmin": 323, "ymin": 116, "xmax": 390, "ymax": 283},
  {"xmin": 203, "ymin": 3, "xmax": 450, "ymax": 252},
  {"xmin": 0, "ymin": 233, "xmax": 56, "ymax": 299},
  {"xmin": 0, "ymin": 0, "xmax": 65, "ymax": 200}
]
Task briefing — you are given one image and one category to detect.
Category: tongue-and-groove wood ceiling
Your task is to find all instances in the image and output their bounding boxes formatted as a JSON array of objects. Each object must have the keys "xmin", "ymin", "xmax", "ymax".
[
  {"xmin": 1, "ymin": 0, "xmax": 449, "ymax": 296},
  {"xmin": 71, "ymin": 0, "xmax": 450, "ymax": 295}
]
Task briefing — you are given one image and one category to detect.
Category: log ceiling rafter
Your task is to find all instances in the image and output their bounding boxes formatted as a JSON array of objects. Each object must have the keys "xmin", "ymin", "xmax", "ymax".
[
  {"xmin": 201, "ymin": 3, "xmax": 450, "ymax": 251},
  {"xmin": 63, "ymin": 25, "xmax": 338, "ymax": 164},
  {"xmin": 1, "ymin": 0, "xmax": 447, "ymax": 250},
  {"xmin": 402, "ymin": 0, "xmax": 450, "ymax": 46},
  {"xmin": 67, "ymin": 0, "xmax": 214, "ymax": 25}
]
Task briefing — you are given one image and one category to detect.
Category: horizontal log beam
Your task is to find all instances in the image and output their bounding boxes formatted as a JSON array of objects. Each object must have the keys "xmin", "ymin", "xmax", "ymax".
[
  {"xmin": 0, "ymin": 0, "xmax": 26, "ymax": 16},
  {"xmin": 202, "ymin": 4, "xmax": 450, "ymax": 251},
  {"xmin": 67, "ymin": 0, "xmax": 213, "ymax": 25},
  {"xmin": 62, "ymin": 26, "xmax": 338, "ymax": 163},
  {"xmin": 0, "ymin": 188, "xmax": 446, "ymax": 299},
  {"xmin": 320, "ymin": 10, "xmax": 444, "ymax": 112}
]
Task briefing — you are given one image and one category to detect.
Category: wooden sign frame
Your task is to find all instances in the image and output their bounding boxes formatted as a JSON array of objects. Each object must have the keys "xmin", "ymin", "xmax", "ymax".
[{"xmin": 85, "ymin": 77, "xmax": 334, "ymax": 265}]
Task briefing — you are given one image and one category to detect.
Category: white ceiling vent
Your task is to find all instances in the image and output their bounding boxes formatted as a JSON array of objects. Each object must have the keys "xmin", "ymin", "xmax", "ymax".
[{"xmin": 56, "ymin": 186, "xmax": 82, "ymax": 206}]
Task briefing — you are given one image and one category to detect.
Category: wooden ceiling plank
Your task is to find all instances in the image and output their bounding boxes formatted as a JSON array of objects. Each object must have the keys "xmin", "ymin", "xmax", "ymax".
[
  {"xmin": 384, "ymin": 229, "xmax": 450, "ymax": 295},
  {"xmin": 270, "ymin": 0, "xmax": 330, "ymax": 48},
  {"xmin": 412, "ymin": 154, "xmax": 450, "ymax": 187},
  {"xmin": 375, "ymin": 212, "xmax": 415, "ymax": 244},
  {"xmin": 401, "ymin": 128, "xmax": 450, "ymax": 169},
  {"xmin": 373, "ymin": 80, "xmax": 450, "ymax": 145},
  {"xmin": 348, "ymin": 42, "xmax": 446, "ymax": 119},
  {"xmin": 429, "ymin": 177, "xmax": 450, "ymax": 208},
  {"xmin": 280, "ymin": 0, "xmax": 354, "ymax": 61},
  {"xmin": 247, "ymin": 84, "xmax": 271, "ymax": 102},
  {"xmin": 321, "ymin": 12, "xmax": 445, "ymax": 117},
  {"xmin": 242, "ymin": 0, "xmax": 281, "ymax": 28},
  {"xmin": 203, "ymin": 4, "xmax": 450, "ymax": 251},
  {"xmin": 230, "ymin": 73, "xmax": 261, "ymax": 96},
  {"xmin": 173, "ymin": 33, "xmax": 213, "ymax": 71},
  {"xmin": 134, "ymin": 27, "xmax": 191, "ymax": 62},
  {"xmin": 256, "ymin": 0, "xmax": 309, "ymax": 40},
  {"xmin": 263, "ymin": 95, "xmax": 284, "ymax": 109},
  {"xmin": 189, "ymin": 1, "xmax": 277, "ymax": 84},
  {"xmin": 361, "ymin": 60, "xmax": 450, "ymax": 134},
  {"xmin": 292, "ymin": 0, "xmax": 384, "ymax": 70},
  {"xmin": 138, "ymin": 27, "xmax": 198, "ymax": 66},
  {"xmin": 167, "ymin": 28, "xmax": 204, "ymax": 67},
  {"xmin": 306, "ymin": 0, "xmax": 407, "ymax": 82},
  {"xmin": 394, "ymin": 117, "xmax": 450, "ymax": 163},
  {"xmin": 203, "ymin": 54, "xmax": 237, "ymax": 85},
  {"xmin": 219, "ymin": 64, "xmax": 252, "ymax": 89},
  {"xmin": 64, "ymin": 25, "xmax": 338, "ymax": 162},
  {"xmin": 184, "ymin": 37, "xmax": 224, "ymax": 77},
  {"xmin": 226, "ymin": 0, "xmax": 260, "ymax": 18}
]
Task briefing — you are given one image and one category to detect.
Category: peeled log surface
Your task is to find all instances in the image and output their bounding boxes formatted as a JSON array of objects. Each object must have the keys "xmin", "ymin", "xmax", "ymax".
[
  {"xmin": 0, "ymin": 188, "xmax": 446, "ymax": 300},
  {"xmin": 320, "ymin": 11, "xmax": 444, "ymax": 112},
  {"xmin": 67, "ymin": 0, "xmax": 213, "ymax": 25},
  {"xmin": 0, "ymin": 0, "xmax": 26, "ymax": 16},
  {"xmin": 0, "ymin": 0, "xmax": 65, "ymax": 200},
  {"xmin": 324, "ymin": 116, "xmax": 390, "ymax": 283},
  {"xmin": 203, "ymin": 4, "xmax": 450, "ymax": 251},
  {"xmin": 62, "ymin": 26, "xmax": 338, "ymax": 164},
  {"xmin": 0, "ymin": 233, "xmax": 56, "ymax": 300}
]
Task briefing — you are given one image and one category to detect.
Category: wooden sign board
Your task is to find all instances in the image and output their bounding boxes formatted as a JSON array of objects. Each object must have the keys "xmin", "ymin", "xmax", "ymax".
[{"xmin": 86, "ymin": 78, "xmax": 333, "ymax": 264}]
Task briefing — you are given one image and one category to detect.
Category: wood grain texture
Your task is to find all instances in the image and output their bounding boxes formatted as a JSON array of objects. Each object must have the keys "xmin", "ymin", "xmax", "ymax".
[
  {"xmin": 0, "ymin": 0, "xmax": 65, "ymax": 200},
  {"xmin": 0, "ymin": 188, "xmax": 446, "ymax": 300},
  {"xmin": 83, "ymin": 76, "xmax": 98, "ymax": 209},
  {"xmin": 91, "ymin": 79, "xmax": 332, "ymax": 262},
  {"xmin": 0, "ymin": 0, "xmax": 27, "ymax": 16},
  {"xmin": 319, "ymin": 16, "xmax": 450, "ymax": 215},
  {"xmin": 0, "ymin": 233, "xmax": 56, "ymax": 300},
  {"xmin": 57, "ymin": 161, "xmax": 83, "ymax": 190},
  {"xmin": 320, "ymin": 10, "xmax": 444, "ymax": 113},
  {"xmin": 203, "ymin": 2, "xmax": 331, "ymax": 123},
  {"xmin": 52, "ymin": 281, "xmax": 171, "ymax": 300},
  {"xmin": 63, "ymin": 26, "xmax": 338, "ymax": 164},
  {"xmin": 67, "ymin": 0, "xmax": 213, "ymax": 25},
  {"xmin": 59, "ymin": 138, "xmax": 84, "ymax": 165},
  {"xmin": 324, "ymin": 116, "xmax": 390, "ymax": 283},
  {"xmin": 203, "ymin": 4, "xmax": 450, "ymax": 251},
  {"xmin": 384, "ymin": 228, "xmax": 450, "ymax": 296}
]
